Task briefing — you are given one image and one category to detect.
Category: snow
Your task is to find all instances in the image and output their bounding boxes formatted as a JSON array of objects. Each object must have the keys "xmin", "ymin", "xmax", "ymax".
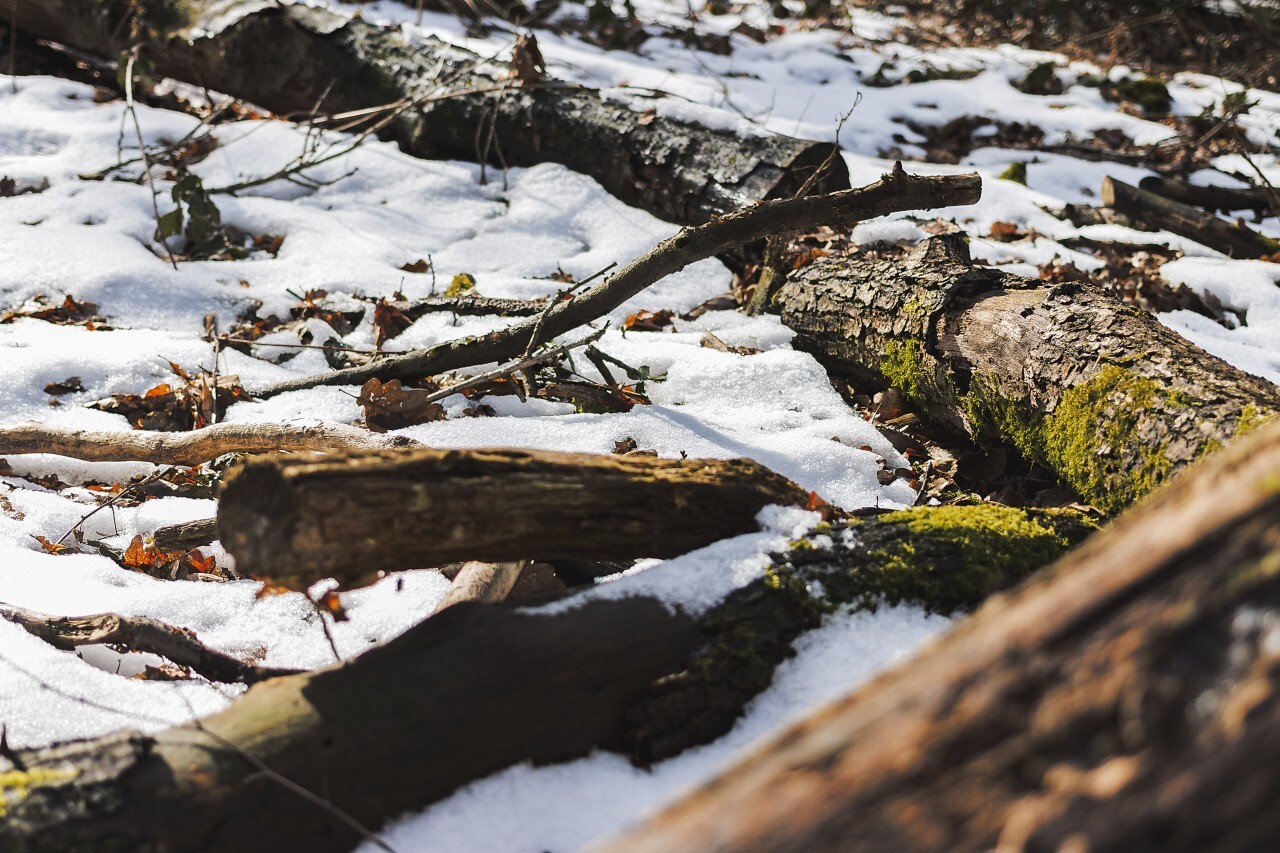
[{"xmin": 3, "ymin": 0, "xmax": 1280, "ymax": 849}]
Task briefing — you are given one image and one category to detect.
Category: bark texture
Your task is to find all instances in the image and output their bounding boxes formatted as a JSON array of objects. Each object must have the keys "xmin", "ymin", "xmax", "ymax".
[
  {"xmin": 604, "ymin": 417, "xmax": 1280, "ymax": 853},
  {"xmin": 777, "ymin": 234, "xmax": 1280, "ymax": 513},
  {"xmin": 5, "ymin": 1, "xmax": 848, "ymax": 227},
  {"xmin": 0, "ymin": 504, "xmax": 1087, "ymax": 853},
  {"xmin": 1104, "ymin": 176, "xmax": 1278, "ymax": 258},
  {"xmin": 0, "ymin": 422, "xmax": 418, "ymax": 466},
  {"xmin": 217, "ymin": 447, "xmax": 811, "ymax": 588}
]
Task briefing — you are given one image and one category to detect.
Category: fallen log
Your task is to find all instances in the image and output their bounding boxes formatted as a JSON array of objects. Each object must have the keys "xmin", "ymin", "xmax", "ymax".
[
  {"xmin": 252, "ymin": 166, "xmax": 981, "ymax": 399},
  {"xmin": 776, "ymin": 234, "xmax": 1280, "ymax": 514},
  {"xmin": 6, "ymin": 1, "xmax": 848, "ymax": 227},
  {"xmin": 1139, "ymin": 175, "xmax": 1276, "ymax": 217},
  {"xmin": 0, "ymin": 422, "xmax": 418, "ymax": 466},
  {"xmin": 602, "ymin": 418, "xmax": 1280, "ymax": 853},
  {"xmin": 0, "ymin": 503, "xmax": 1090, "ymax": 852},
  {"xmin": 1102, "ymin": 175, "xmax": 1278, "ymax": 258},
  {"xmin": 217, "ymin": 447, "xmax": 811, "ymax": 588}
]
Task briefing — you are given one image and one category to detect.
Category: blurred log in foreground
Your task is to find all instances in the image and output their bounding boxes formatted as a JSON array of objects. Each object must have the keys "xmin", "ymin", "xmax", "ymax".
[
  {"xmin": 604, "ymin": 418, "xmax": 1280, "ymax": 853},
  {"xmin": 0, "ymin": 503, "xmax": 1090, "ymax": 852}
]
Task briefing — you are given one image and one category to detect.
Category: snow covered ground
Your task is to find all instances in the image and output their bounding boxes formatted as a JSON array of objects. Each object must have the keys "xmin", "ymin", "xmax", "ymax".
[{"xmin": 2, "ymin": 1, "xmax": 1279, "ymax": 850}]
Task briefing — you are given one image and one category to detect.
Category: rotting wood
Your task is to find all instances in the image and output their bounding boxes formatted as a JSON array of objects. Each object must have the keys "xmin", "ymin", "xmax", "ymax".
[
  {"xmin": 603, "ymin": 417, "xmax": 1280, "ymax": 853},
  {"xmin": 776, "ymin": 234, "xmax": 1280, "ymax": 514},
  {"xmin": 5, "ymin": 1, "xmax": 848, "ymax": 228},
  {"xmin": 0, "ymin": 422, "xmax": 419, "ymax": 466},
  {"xmin": 1102, "ymin": 175, "xmax": 1277, "ymax": 258},
  {"xmin": 217, "ymin": 447, "xmax": 812, "ymax": 589},
  {"xmin": 0, "ymin": 604, "xmax": 299, "ymax": 685},
  {"xmin": 0, "ymin": 503, "xmax": 1089, "ymax": 853},
  {"xmin": 252, "ymin": 167, "xmax": 982, "ymax": 399},
  {"xmin": 432, "ymin": 560, "xmax": 529, "ymax": 613}
]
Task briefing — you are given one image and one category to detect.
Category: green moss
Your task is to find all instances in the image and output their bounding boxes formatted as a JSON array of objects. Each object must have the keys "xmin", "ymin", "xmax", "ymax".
[
  {"xmin": 827, "ymin": 505, "xmax": 1094, "ymax": 614},
  {"xmin": 1236, "ymin": 404, "xmax": 1275, "ymax": 438},
  {"xmin": 1037, "ymin": 365, "xmax": 1173, "ymax": 514},
  {"xmin": 961, "ymin": 365, "xmax": 1193, "ymax": 515},
  {"xmin": 0, "ymin": 767, "xmax": 77, "ymax": 818},
  {"xmin": 1105, "ymin": 77, "xmax": 1171, "ymax": 113},
  {"xmin": 445, "ymin": 272, "xmax": 476, "ymax": 297},
  {"xmin": 998, "ymin": 161, "xmax": 1028, "ymax": 185},
  {"xmin": 880, "ymin": 338, "xmax": 925, "ymax": 398}
]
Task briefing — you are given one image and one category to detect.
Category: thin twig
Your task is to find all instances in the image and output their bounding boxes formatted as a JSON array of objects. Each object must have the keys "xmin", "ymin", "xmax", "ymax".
[
  {"xmin": 54, "ymin": 468, "xmax": 172, "ymax": 547},
  {"xmin": 425, "ymin": 327, "xmax": 606, "ymax": 404},
  {"xmin": 123, "ymin": 49, "xmax": 178, "ymax": 269}
]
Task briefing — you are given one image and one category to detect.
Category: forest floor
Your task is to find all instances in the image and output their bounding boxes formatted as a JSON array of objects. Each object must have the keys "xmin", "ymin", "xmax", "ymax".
[{"xmin": 1, "ymin": 1, "xmax": 1279, "ymax": 850}]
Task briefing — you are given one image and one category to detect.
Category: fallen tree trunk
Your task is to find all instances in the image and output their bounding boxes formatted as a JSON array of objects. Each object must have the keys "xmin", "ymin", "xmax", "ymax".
[
  {"xmin": 1103, "ymin": 175, "xmax": 1278, "ymax": 258},
  {"xmin": 217, "ymin": 447, "xmax": 811, "ymax": 588},
  {"xmin": 0, "ymin": 503, "xmax": 1090, "ymax": 852},
  {"xmin": 777, "ymin": 234, "xmax": 1280, "ymax": 513},
  {"xmin": 0, "ymin": 422, "xmax": 418, "ymax": 466},
  {"xmin": 5, "ymin": 1, "xmax": 848, "ymax": 227},
  {"xmin": 603, "ymin": 419, "xmax": 1280, "ymax": 853}
]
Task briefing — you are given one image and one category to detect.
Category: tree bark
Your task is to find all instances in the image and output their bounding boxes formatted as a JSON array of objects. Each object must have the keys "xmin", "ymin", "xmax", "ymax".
[
  {"xmin": 776, "ymin": 234, "xmax": 1280, "ymax": 514},
  {"xmin": 5, "ymin": 1, "xmax": 848, "ymax": 227},
  {"xmin": 1139, "ymin": 175, "xmax": 1276, "ymax": 217},
  {"xmin": 216, "ymin": 447, "xmax": 812, "ymax": 588},
  {"xmin": 1103, "ymin": 176, "xmax": 1278, "ymax": 258},
  {"xmin": 603, "ymin": 418, "xmax": 1280, "ymax": 853},
  {"xmin": 0, "ymin": 421, "xmax": 419, "ymax": 466},
  {"xmin": 0, "ymin": 503, "xmax": 1089, "ymax": 853}
]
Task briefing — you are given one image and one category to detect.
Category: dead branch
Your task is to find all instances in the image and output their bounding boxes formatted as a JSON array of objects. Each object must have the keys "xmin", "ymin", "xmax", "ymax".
[
  {"xmin": 0, "ymin": 422, "xmax": 420, "ymax": 466},
  {"xmin": 0, "ymin": 604, "xmax": 299, "ymax": 685},
  {"xmin": 253, "ymin": 166, "xmax": 983, "ymax": 399},
  {"xmin": 152, "ymin": 518, "xmax": 218, "ymax": 552},
  {"xmin": 1103, "ymin": 175, "xmax": 1277, "ymax": 258}
]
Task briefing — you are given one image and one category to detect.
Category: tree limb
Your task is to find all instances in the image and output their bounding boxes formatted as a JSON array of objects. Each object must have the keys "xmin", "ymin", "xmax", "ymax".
[
  {"xmin": 0, "ymin": 604, "xmax": 299, "ymax": 685},
  {"xmin": 0, "ymin": 422, "xmax": 419, "ymax": 466},
  {"xmin": 253, "ymin": 167, "xmax": 982, "ymax": 399}
]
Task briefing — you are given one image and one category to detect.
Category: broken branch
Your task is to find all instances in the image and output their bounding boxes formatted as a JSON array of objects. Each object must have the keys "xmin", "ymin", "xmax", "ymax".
[{"xmin": 253, "ymin": 167, "xmax": 982, "ymax": 399}]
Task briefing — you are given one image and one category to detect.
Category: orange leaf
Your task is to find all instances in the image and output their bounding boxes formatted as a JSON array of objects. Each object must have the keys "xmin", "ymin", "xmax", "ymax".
[{"xmin": 144, "ymin": 383, "xmax": 173, "ymax": 399}]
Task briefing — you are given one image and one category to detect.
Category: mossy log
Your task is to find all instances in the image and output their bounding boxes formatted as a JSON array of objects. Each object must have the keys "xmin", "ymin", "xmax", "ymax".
[
  {"xmin": 0, "ymin": 504, "xmax": 1088, "ymax": 853},
  {"xmin": 776, "ymin": 234, "xmax": 1280, "ymax": 514},
  {"xmin": 605, "ymin": 418, "xmax": 1280, "ymax": 853},
  {"xmin": 217, "ymin": 447, "xmax": 812, "ymax": 589},
  {"xmin": 5, "ymin": 1, "xmax": 848, "ymax": 226}
]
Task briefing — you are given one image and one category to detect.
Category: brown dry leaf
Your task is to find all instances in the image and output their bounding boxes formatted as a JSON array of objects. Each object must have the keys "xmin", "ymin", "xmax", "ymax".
[
  {"xmin": 0, "ymin": 294, "xmax": 106, "ymax": 328},
  {"xmin": 636, "ymin": 110, "xmax": 657, "ymax": 126},
  {"xmin": 509, "ymin": 33, "xmax": 547, "ymax": 85},
  {"xmin": 373, "ymin": 299, "xmax": 414, "ymax": 349},
  {"xmin": 989, "ymin": 221, "xmax": 1022, "ymax": 242},
  {"xmin": 144, "ymin": 383, "xmax": 173, "ymax": 399},
  {"xmin": 789, "ymin": 247, "xmax": 829, "ymax": 270},
  {"xmin": 623, "ymin": 309, "xmax": 675, "ymax": 332},
  {"xmin": 400, "ymin": 258, "xmax": 432, "ymax": 274},
  {"xmin": 43, "ymin": 376, "xmax": 85, "ymax": 396},
  {"xmin": 255, "ymin": 580, "xmax": 295, "ymax": 599},
  {"xmin": 358, "ymin": 378, "xmax": 447, "ymax": 432},
  {"xmin": 0, "ymin": 492, "xmax": 24, "ymax": 521},
  {"xmin": 33, "ymin": 535, "xmax": 73, "ymax": 555},
  {"xmin": 805, "ymin": 491, "xmax": 838, "ymax": 522},
  {"xmin": 316, "ymin": 589, "xmax": 349, "ymax": 622}
]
